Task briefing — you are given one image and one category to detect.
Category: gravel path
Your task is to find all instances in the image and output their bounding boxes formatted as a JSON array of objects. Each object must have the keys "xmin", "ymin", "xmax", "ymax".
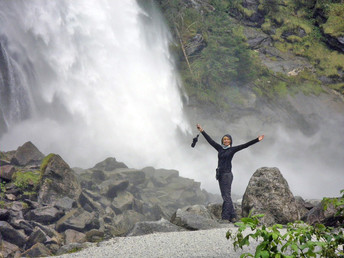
[{"xmin": 52, "ymin": 225, "xmax": 260, "ymax": 258}]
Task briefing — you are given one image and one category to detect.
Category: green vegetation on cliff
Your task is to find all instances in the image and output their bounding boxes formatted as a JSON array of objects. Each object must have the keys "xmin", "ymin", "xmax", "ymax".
[{"xmin": 156, "ymin": 0, "xmax": 344, "ymax": 113}]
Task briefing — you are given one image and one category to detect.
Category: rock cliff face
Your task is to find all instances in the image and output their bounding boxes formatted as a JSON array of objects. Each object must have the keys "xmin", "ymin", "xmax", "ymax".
[{"xmin": 157, "ymin": 0, "xmax": 344, "ymax": 133}]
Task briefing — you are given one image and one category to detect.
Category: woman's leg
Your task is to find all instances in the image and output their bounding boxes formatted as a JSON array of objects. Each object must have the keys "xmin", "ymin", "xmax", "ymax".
[{"xmin": 218, "ymin": 172, "xmax": 236, "ymax": 220}]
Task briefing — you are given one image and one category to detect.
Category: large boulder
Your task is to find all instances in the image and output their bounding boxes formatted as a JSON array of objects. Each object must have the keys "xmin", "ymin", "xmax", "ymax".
[
  {"xmin": 38, "ymin": 154, "xmax": 82, "ymax": 205},
  {"xmin": 242, "ymin": 167, "xmax": 300, "ymax": 225},
  {"xmin": 10, "ymin": 141, "xmax": 45, "ymax": 166}
]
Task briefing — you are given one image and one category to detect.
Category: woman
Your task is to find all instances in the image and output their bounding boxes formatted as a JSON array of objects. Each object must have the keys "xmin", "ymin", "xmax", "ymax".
[{"xmin": 196, "ymin": 124, "xmax": 264, "ymax": 223}]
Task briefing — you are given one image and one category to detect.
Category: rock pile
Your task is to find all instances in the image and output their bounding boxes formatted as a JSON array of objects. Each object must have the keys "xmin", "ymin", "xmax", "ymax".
[{"xmin": 0, "ymin": 142, "xmax": 213, "ymax": 257}]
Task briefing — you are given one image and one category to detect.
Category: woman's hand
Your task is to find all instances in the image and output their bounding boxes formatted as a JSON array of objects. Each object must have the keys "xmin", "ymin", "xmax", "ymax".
[
  {"xmin": 196, "ymin": 124, "xmax": 204, "ymax": 132},
  {"xmin": 258, "ymin": 135, "xmax": 264, "ymax": 141}
]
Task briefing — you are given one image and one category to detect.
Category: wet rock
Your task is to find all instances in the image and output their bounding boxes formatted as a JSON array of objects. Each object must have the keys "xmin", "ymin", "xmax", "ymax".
[
  {"xmin": 21, "ymin": 242, "xmax": 52, "ymax": 257},
  {"xmin": 25, "ymin": 206, "xmax": 64, "ymax": 225},
  {"xmin": 294, "ymin": 196, "xmax": 311, "ymax": 218},
  {"xmin": 93, "ymin": 157, "xmax": 128, "ymax": 171},
  {"xmin": 79, "ymin": 191, "xmax": 102, "ymax": 212},
  {"xmin": 0, "ymin": 165, "xmax": 15, "ymax": 180},
  {"xmin": 111, "ymin": 191, "xmax": 138, "ymax": 214},
  {"xmin": 38, "ymin": 154, "xmax": 82, "ymax": 205},
  {"xmin": 56, "ymin": 208, "xmax": 99, "ymax": 233},
  {"xmin": 0, "ymin": 241, "xmax": 20, "ymax": 258},
  {"xmin": 99, "ymin": 179, "xmax": 129, "ymax": 199},
  {"xmin": 0, "ymin": 221, "xmax": 27, "ymax": 248},
  {"xmin": 64, "ymin": 229, "xmax": 86, "ymax": 244},
  {"xmin": 0, "ymin": 209, "xmax": 10, "ymax": 221},
  {"xmin": 170, "ymin": 205, "xmax": 222, "ymax": 230},
  {"xmin": 85, "ymin": 229, "xmax": 104, "ymax": 242},
  {"xmin": 9, "ymin": 219, "xmax": 34, "ymax": 235},
  {"xmin": 54, "ymin": 196, "xmax": 77, "ymax": 211},
  {"xmin": 10, "ymin": 141, "xmax": 44, "ymax": 166},
  {"xmin": 117, "ymin": 168, "xmax": 146, "ymax": 186},
  {"xmin": 26, "ymin": 226, "xmax": 48, "ymax": 249},
  {"xmin": 242, "ymin": 167, "xmax": 300, "ymax": 225},
  {"xmin": 112, "ymin": 210, "xmax": 145, "ymax": 236},
  {"xmin": 303, "ymin": 199, "xmax": 344, "ymax": 227},
  {"xmin": 127, "ymin": 218, "xmax": 185, "ymax": 236}
]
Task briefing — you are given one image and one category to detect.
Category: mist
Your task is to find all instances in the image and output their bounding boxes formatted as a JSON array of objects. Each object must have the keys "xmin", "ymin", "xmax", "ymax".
[
  {"xmin": 0, "ymin": 0, "xmax": 343, "ymax": 201},
  {"xmin": 186, "ymin": 94, "xmax": 344, "ymax": 200}
]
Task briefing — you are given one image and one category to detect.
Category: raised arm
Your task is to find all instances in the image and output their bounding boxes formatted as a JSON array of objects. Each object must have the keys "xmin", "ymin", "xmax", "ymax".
[
  {"xmin": 232, "ymin": 135, "xmax": 264, "ymax": 153},
  {"xmin": 197, "ymin": 124, "xmax": 222, "ymax": 151}
]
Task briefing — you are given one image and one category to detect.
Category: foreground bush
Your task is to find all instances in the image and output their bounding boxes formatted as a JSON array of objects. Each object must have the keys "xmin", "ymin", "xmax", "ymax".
[{"xmin": 227, "ymin": 190, "xmax": 344, "ymax": 257}]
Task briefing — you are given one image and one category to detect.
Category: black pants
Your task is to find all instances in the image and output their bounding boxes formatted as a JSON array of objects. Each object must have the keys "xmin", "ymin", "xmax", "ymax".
[{"xmin": 218, "ymin": 172, "xmax": 236, "ymax": 220}]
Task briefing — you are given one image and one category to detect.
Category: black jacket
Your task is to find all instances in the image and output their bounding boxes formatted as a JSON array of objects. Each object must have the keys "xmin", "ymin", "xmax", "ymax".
[{"xmin": 201, "ymin": 131, "xmax": 259, "ymax": 172}]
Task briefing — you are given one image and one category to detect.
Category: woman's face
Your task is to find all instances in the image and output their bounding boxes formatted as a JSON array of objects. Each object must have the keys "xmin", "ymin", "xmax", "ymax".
[{"xmin": 222, "ymin": 136, "xmax": 231, "ymax": 146}]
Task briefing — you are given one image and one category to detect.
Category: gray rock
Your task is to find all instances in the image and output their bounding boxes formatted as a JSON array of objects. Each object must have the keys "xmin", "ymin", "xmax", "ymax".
[
  {"xmin": 102, "ymin": 179, "xmax": 129, "ymax": 199},
  {"xmin": 170, "ymin": 205, "xmax": 222, "ymax": 230},
  {"xmin": 294, "ymin": 196, "xmax": 311, "ymax": 218},
  {"xmin": 0, "ymin": 209, "xmax": 10, "ymax": 221},
  {"xmin": 111, "ymin": 191, "xmax": 143, "ymax": 214},
  {"xmin": 242, "ymin": 167, "xmax": 300, "ymax": 225},
  {"xmin": 79, "ymin": 191, "xmax": 103, "ymax": 212},
  {"xmin": 0, "ymin": 240, "xmax": 20, "ymax": 258},
  {"xmin": 0, "ymin": 221, "xmax": 27, "ymax": 248},
  {"xmin": 93, "ymin": 157, "xmax": 128, "ymax": 171},
  {"xmin": 303, "ymin": 199, "xmax": 343, "ymax": 227},
  {"xmin": 56, "ymin": 208, "xmax": 99, "ymax": 233},
  {"xmin": 38, "ymin": 154, "xmax": 82, "ymax": 205},
  {"xmin": 10, "ymin": 141, "xmax": 44, "ymax": 166},
  {"xmin": 116, "ymin": 168, "xmax": 146, "ymax": 185},
  {"xmin": 25, "ymin": 206, "xmax": 64, "ymax": 225},
  {"xmin": 26, "ymin": 226, "xmax": 48, "ymax": 249},
  {"xmin": 64, "ymin": 229, "xmax": 86, "ymax": 244},
  {"xmin": 127, "ymin": 218, "xmax": 185, "ymax": 236},
  {"xmin": 112, "ymin": 210, "xmax": 145, "ymax": 236},
  {"xmin": 85, "ymin": 229, "xmax": 104, "ymax": 242},
  {"xmin": 9, "ymin": 219, "xmax": 34, "ymax": 235},
  {"xmin": 55, "ymin": 196, "xmax": 77, "ymax": 211},
  {"xmin": 21, "ymin": 242, "xmax": 52, "ymax": 257},
  {"xmin": 0, "ymin": 165, "xmax": 15, "ymax": 180}
]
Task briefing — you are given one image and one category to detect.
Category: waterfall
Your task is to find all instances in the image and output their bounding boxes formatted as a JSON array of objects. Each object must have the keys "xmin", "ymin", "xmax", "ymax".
[{"xmin": 0, "ymin": 0, "xmax": 192, "ymax": 169}]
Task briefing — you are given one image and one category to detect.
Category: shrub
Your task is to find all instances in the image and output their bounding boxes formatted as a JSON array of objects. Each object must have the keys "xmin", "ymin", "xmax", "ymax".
[{"xmin": 227, "ymin": 190, "xmax": 344, "ymax": 257}]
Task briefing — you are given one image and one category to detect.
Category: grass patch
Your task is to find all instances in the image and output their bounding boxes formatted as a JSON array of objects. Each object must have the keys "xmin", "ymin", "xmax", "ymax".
[
  {"xmin": 40, "ymin": 153, "xmax": 55, "ymax": 173},
  {"xmin": 12, "ymin": 170, "xmax": 41, "ymax": 191}
]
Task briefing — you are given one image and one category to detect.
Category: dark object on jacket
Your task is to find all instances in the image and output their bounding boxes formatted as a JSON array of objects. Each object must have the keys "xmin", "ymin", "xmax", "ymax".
[{"xmin": 191, "ymin": 134, "xmax": 199, "ymax": 148}]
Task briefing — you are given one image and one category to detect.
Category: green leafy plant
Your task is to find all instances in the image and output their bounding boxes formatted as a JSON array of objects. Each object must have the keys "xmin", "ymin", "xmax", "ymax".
[
  {"xmin": 12, "ymin": 170, "xmax": 41, "ymax": 191},
  {"xmin": 227, "ymin": 190, "xmax": 344, "ymax": 257}
]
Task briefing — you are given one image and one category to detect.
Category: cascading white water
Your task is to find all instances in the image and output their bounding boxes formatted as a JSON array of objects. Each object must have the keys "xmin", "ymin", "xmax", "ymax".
[{"xmin": 0, "ymin": 0, "xmax": 191, "ymax": 169}]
